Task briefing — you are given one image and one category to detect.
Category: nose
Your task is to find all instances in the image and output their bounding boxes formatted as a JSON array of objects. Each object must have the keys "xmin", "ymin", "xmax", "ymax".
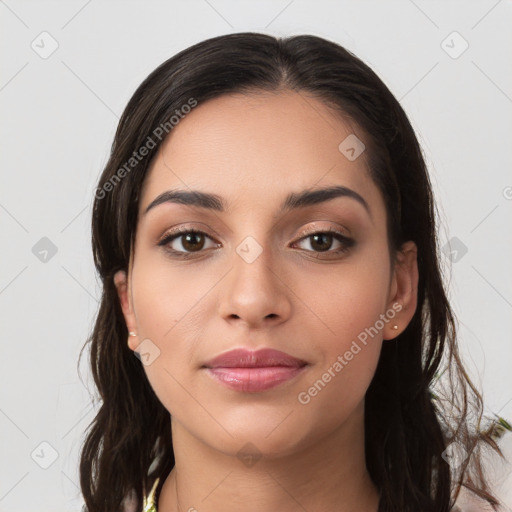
[{"xmin": 218, "ymin": 237, "xmax": 292, "ymax": 330}]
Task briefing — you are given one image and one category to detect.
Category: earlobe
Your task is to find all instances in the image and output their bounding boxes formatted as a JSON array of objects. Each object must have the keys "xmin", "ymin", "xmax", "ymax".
[
  {"xmin": 113, "ymin": 270, "xmax": 138, "ymax": 349},
  {"xmin": 383, "ymin": 241, "xmax": 419, "ymax": 340}
]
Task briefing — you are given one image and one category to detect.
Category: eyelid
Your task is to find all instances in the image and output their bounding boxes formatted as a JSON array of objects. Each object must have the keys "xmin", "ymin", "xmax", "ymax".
[
  {"xmin": 291, "ymin": 225, "xmax": 355, "ymax": 255},
  {"xmin": 157, "ymin": 222, "xmax": 351, "ymax": 245},
  {"xmin": 294, "ymin": 223, "xmax": 351, "ymax": 240},
  {"xmin": 157, "ymin": 226, "xmax": 220, "ymax": 248},
  {"xmin": 157, "ymin": 223, "xmax": 221, "ymax": 244}
]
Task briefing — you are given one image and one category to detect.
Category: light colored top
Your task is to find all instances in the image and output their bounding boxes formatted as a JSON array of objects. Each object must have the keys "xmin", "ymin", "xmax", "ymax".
[{"xmin": 142, "ymin": 477, "xmax": 160, "ymax": 512}]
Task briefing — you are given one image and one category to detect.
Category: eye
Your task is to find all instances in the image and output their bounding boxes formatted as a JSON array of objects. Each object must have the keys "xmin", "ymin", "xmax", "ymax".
[
  {"xmin": 158, "ymin": 228, "xmax": 219, "ymax": 255},
  {"xmin": 292, "ymin": 228, "xmax": 355, "ymax": 256},
  {"xmin": 157, "ymin": 226, "xmax": 355, "ymax": 259}
]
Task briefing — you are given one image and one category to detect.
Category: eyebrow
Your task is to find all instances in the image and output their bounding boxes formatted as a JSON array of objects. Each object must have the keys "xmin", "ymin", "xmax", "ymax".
[{"xmin": 143, "ymin": 185, "xmax": 371, "ymax": 218}]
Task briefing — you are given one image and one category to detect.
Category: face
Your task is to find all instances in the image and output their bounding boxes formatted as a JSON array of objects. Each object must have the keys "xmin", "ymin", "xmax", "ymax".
[{"xmin": 115, "ymin": 90, "xmax": 418, "ymax": 459}]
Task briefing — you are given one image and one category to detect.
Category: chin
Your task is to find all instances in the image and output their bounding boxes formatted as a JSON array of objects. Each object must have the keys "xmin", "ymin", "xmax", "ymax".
[
  {"xmin": 210, "ymin": 431, "xmax": 307, "ymax": 462},
  {"xmin": 197, "ymin": 413, "xmax": 318, "ymax": 461}
]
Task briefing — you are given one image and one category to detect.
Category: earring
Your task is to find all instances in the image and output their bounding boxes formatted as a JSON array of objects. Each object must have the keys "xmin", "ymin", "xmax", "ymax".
[
  {"xmin": 128, "ymin": 332, "xmax": 137, "ymax": 348},
  {"xmin": 392, "ymin": 325, "xmax": 398, "ymax": 330}
]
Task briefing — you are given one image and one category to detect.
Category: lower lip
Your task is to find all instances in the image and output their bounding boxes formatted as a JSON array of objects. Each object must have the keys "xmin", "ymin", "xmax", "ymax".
[{"xmin": 205, "ymin": 366, "xmax": 307, "ymax": 392}]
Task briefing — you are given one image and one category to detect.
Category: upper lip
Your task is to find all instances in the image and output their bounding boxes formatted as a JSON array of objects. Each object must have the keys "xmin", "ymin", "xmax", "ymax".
[{"xmin": 203, "ymin": 348, "xmax": 308, "ymax": 369}]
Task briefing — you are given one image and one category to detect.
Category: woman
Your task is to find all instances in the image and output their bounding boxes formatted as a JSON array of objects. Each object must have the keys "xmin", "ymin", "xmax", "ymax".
[{"xmin": 78, "ymin": 32, "xmax": 505, "ymax": 512}]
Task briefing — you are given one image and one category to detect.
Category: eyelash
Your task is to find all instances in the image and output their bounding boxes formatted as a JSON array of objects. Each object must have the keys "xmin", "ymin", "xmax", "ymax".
[{"xmin": 157, "ymin": 226, "xmax": 355, "ymax": 259}]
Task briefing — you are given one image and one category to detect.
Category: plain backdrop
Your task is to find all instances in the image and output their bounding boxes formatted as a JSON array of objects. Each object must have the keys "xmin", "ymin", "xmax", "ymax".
[{"xmin": 1, "ymin": 1, "xmax": 511, "ymax": 510}]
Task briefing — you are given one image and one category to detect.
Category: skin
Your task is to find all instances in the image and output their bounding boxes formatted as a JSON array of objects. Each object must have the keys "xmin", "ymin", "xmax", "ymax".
[{"xmin": 114, "ymin": 90, "xmax": 418, "ymax": 512}]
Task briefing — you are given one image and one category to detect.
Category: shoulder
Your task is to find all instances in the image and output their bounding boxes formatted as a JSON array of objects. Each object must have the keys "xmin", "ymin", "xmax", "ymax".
[{"xmin": 452, "ymin": 429, "xmax": 512, "ymax": 512}]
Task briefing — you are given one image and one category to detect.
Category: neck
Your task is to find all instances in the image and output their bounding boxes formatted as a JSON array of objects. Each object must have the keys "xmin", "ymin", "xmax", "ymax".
[{"xmin": 158, "ymin": 402, "xmax": 380, "ymax": 512}]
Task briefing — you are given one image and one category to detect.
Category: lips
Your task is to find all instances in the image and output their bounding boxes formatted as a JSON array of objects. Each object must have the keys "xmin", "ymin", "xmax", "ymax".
[
  {"xmin": 202, "ymin": 348, "xmax": 308, "ymax": 393},
  {"xmin": 203, "ymin": 348, "xmax": 307, "ymax": 369}
]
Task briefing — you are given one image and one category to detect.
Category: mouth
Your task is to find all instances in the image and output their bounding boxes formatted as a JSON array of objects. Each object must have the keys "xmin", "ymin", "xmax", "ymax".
[{"xmin": 202, "ymin": 348, "xmax": 309, "ymax": 393}]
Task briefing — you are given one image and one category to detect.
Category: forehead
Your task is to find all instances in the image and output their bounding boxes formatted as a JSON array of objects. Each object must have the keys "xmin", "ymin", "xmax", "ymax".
[{"xmin": 139, "ymin": 91, "xmax": 385, "ymax": 219}]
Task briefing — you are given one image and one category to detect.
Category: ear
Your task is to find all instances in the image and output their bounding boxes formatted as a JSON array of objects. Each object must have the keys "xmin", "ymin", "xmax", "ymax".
[
  {"xmin": 383, "ymin": 240, "xmax": 419, "ymax": 340},
  {"xmin": 113, "ymin": 269, "xmax": 138, "ymax": 350}
]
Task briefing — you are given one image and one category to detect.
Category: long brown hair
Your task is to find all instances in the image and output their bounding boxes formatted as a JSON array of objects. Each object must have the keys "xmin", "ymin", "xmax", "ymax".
[{"xmin": 78, "ymin": 32, "xmax": 502, "ymax": 512}]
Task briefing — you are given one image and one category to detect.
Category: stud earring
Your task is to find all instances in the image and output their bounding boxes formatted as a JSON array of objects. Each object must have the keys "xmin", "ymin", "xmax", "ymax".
[
  {"xmin": 127, "ymin": 332, "xmax": 138, "ymax": 349},
  {"xmin": 128, "ymin": 332, "xmax": 137, "ymax": 348},
  {"xmin": 392, "ymin": 325, "xmax": 398, "ymax": 330}
]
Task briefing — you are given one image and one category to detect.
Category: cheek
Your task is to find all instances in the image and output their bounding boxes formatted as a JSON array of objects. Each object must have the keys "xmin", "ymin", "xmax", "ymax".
[
  {"xmin": 293, "ymin": 283, "xmax": 385, "ymax": 443},
  {"xmin": 130, "ymin": 253, "xmax": 215, "ymax": 339},
  {"xmin": 129, "ymin": 256, "xmax": 218, "ymax": 412},
  {"xmin": 291, "ymin": 248, "xmax": 390, "ymax": 408},
  {"xmin": 295, "ymin": 249, "xmax": 391, "ymax": 351}
]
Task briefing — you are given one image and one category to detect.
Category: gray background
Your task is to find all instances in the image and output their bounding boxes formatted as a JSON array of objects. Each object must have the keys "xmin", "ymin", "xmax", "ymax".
[{"xmin": 1, "ymin": 1, "xmax": 511, "ymax": 510}]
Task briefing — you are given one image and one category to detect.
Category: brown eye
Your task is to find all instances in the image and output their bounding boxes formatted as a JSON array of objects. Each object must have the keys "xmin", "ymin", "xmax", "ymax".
[
  {"xmin": 181, "ymin": 232, "xmax": 205, "ymax": 252},
  {"xmin": 158, "ymin": 229, "xmax": 218, "ymax": 255},
  {"xmin": 293, "ymin": 229, "xmax": 355, "ymax": 256},
  {"xmin": 309, "ymin": 233, "xmax": 334, "ymax": 252}
]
